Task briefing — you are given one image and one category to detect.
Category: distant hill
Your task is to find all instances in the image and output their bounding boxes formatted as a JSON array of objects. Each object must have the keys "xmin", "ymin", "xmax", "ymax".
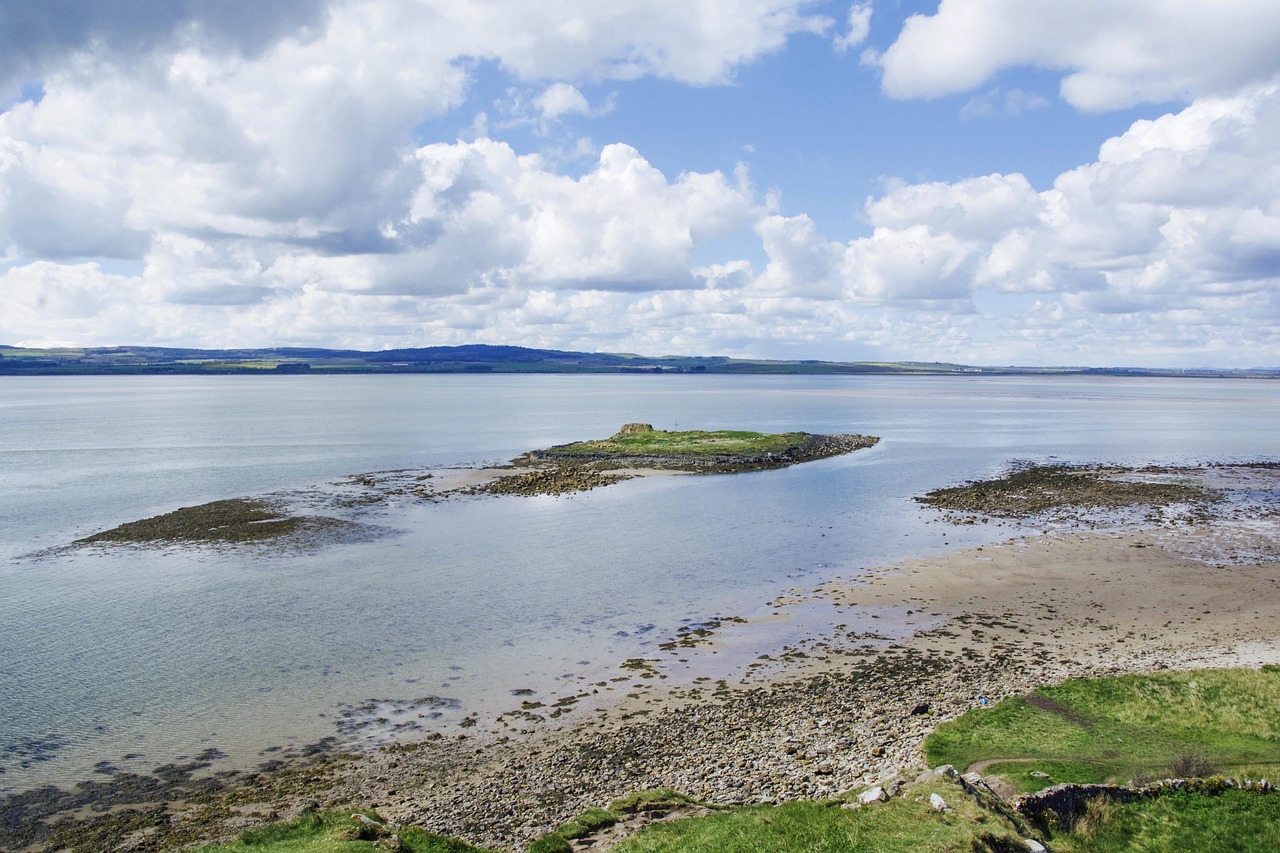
[{"xmin": 0, "ymin": 344, "xmax": 1274, "ymax": 378}]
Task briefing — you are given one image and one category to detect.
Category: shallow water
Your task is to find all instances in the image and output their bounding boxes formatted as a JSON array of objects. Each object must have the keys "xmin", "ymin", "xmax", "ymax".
[{"xmin": 1, "ymin": 374, "xmax": 1275, "ymax": 790}]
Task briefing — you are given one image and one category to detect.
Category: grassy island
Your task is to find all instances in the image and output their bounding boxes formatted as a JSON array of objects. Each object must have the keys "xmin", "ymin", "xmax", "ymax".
[
  {"xmin": 474, "ymin": 424, "xmax": 878, "ymax": 496},
  {"xmin": 524, "ymin": 422, "xmax": 878, "ymax": 472},
  {"xmin": 66, "ymin": 424, "xmax": 879, "ymax": 545}
]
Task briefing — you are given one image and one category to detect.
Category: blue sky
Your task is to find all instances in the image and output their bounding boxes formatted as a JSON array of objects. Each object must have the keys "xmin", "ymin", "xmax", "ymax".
[{"xmin": 1, "ymin": 1, "xmax": 1279, "ymax": 366}]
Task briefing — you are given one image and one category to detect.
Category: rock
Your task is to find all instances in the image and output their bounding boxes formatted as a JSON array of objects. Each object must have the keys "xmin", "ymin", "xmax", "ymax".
[
  {"xmin": 910, "ymin": 702, "xmax": 931, "ymax": 716},
  {"xmin": 916, "ymin": 765, "xmax": 958, "ymax": 784},
  {"xmin": 1024, "ymin": 840, "xmax": 1047, "ymax": 852},
  {"xmin": 350, "ymin": 813, "xmax": 390, "ymax": 839},
  {"xmin": 1030, "ymin": 770, "xmax": 1052, "ymax": 779},
  {"xmin": 929, "ymin": 793, "xmax": 949, "ymax": 812},
  {"xmin": 857, "ymin": 786, "xmax": 888, "ymax": 805}
]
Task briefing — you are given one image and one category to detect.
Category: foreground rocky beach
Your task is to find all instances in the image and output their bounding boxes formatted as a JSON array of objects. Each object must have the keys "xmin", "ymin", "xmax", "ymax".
[{"xmin": 5, "ymin": 463, "xmax": 1280, "ymax": 851}]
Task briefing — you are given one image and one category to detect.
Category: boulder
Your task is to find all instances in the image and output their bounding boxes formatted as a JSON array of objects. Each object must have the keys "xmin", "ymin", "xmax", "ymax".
[{"xmin": 857, "ymin": 786, "xmax": 889, "ymax": 805}]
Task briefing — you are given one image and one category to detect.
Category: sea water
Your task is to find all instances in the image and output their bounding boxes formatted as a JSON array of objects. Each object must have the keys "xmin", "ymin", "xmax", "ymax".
[{"xmin": 1, "ymin": 374, "xmax": 1275, "ymax": 790}]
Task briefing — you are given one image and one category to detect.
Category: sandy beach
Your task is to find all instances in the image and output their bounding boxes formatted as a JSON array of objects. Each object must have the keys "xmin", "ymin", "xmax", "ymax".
[{"xmin": 7, "ymin": 468, "xmax": 1280, "ymax": 852}]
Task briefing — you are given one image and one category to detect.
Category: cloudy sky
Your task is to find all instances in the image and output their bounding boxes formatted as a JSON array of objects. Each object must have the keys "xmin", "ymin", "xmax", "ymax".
[{"xmin": 2, "ymin": 0, "xmax": 1279, "ymax": 366}]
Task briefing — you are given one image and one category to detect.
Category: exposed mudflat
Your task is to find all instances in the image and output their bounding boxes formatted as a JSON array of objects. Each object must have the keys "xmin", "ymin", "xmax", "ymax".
[
  {"xmin": 71, "ymin": 498, "xmax": 372, "ymax": 547},
  {"xmin": 915, "ymin": 462, "xmax": 1221, "ymax": 521}
]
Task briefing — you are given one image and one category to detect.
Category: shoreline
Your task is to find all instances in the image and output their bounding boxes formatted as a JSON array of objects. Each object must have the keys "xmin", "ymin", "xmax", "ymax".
[
  {"xmin": 371, "ymin": 525, "xmax": 1280, "ymax": 849},
  {"xmin": 6, "ymin": 465, "xmax": 1280, "ymax": 851}
]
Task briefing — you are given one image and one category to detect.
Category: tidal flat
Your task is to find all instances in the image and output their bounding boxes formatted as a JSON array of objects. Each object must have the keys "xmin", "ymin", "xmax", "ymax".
[{"xmin": 5, "ymin": 461, "xmax": 1280, "ymax": 852}]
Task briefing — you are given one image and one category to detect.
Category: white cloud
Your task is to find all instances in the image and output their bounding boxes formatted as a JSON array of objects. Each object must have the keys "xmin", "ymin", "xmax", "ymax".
[
  {"xmin": 866, "ymin": 173, "xmax": 1042, "ymax": 240},
  {"xmin": 535, "ymin": 83, "xmax": 591, "ymax": 120},
  {"xmin": 0, "ymin": 0, "xmax": 826, "ymax": 256},
  {"xmin": 843, "ymin": 224, "xmax": 978, "ymax": 302},
  {"xmin": 834, "ymin": 3, "xmax": 873, "ymax": 53},
  {"xmin": 877, "ymin": 0, "xmax": 1280, "ymax": 110},
  {"xmin": 752, "ymin": 214, "xmax": 845, "ymax": 299},
  {"xmin": 403, "ymin": 139, "xmax": 757, "ymax": 292},
  {"xmin": 2, "ymin": 0, "xmax": 1279, "ymax": 366},
  {"xmin": 0, "ymin": 0, "xmax": 331, "ymax": 97}
]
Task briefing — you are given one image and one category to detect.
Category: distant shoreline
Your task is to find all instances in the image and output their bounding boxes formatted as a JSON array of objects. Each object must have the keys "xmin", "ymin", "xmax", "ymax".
[{"xmin": 3, "ymin": 343, "xmax": 1276, "ymax": 378}]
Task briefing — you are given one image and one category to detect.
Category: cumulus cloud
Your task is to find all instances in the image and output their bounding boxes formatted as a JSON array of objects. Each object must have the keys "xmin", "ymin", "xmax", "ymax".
[
  {"xmin": 833, "ymin": 3, "xmax": 873, "ymax": 53},
  {"xmin": 877, "ymin": 0, "xmax": 1280, "ymax": 110},
  {"xmin": 535, "ymin": 83, "xmax": 591, "ymax": 120},
  {"xmin": 399, "ymin": 140, "xmax": 756, "ymax": 293},
  {"xmin": 7, "ymin": 80, "xmax": 1280, "ymax": 362},
  {"xmin": 0, "ymin": 0, "xmax": 331, "ymax": 94},
  {"xmin": 752, "ymin": 214, "xmax": 845, "ymax": 299},
  {"xmin": 722, "ymin": 79, "xmax": 1280, "ymax": 358},
  {"xmin": 2, "ymin": 0, "xmax": 1279, "ymax": 366},
  {"xmin": 837, "ymin": 79, "xmax": 1280, "ymax": 361},
  {"xmin": 0, "ymin": 0, "xmax": 822, "ymax": 245}
]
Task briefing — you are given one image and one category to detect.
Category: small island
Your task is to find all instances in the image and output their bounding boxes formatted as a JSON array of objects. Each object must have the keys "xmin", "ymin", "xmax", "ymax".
[
  {"xmin": 67, "ymin": 424, "xmax": 880, "ymax": 545},
  {"xmin": 480, "ymin": 424, "xmax": 879, "ymax": 496}
]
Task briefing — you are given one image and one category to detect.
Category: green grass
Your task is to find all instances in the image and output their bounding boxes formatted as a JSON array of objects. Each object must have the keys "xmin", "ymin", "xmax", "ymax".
[
  {"xmin": 607, "ymin": 788, "xmax": 705, "ymax": 813},
  {"xmin": 547, "ymin": 425, "xmax": 810, "ymax": 458},
  {"xmin": 609, "ymin": 781, "xmax": 1034, "ymax": 853},
  {"xmin": 556, "ymin": 806, "xmax": 618, "ymax": 838},
  {"xmin": 925, "ymin": 669, "xmax": 1280, "ymax": 791},
  {"xmin": 1048, "ymin": 787, "xmax": 1280, "ymax": 852},
  {"xmin": 192, "ymin": 811, "xmax": 491, "ymax": 853}
]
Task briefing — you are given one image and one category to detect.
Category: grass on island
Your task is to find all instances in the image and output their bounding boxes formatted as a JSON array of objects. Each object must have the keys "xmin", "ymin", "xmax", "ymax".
[
  {"xmin": 531, "ymin": 423, "xmax": 878, "ymax": 471},
  {"xmin": 924, "ymin": 667, "xmax": 1280, "ymax": 793},
  {"xmin": 542, "ymin": 423, "xmax": 813, "ymax": 458}
]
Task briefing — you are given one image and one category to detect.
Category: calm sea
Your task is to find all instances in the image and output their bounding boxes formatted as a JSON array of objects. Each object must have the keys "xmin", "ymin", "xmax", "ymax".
[{"xmin": 1, "ymin": 374, "xmax": 1275, "ymax": 790}]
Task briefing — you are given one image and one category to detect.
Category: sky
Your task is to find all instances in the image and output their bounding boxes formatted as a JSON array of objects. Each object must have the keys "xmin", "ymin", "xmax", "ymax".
[{"xmin": 1, "ymin": 1, "xmax": 1279, "ymax": 366}]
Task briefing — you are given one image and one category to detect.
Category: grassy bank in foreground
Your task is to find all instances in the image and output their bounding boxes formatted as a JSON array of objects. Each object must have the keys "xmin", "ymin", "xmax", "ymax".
[
  {"xmin": 198, "ymin": 669, "xmax": 1280, "ymax": 853},
  {"xmin": 924, "ymin": 667, "xmax": 1280, "ymax": 793}
]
